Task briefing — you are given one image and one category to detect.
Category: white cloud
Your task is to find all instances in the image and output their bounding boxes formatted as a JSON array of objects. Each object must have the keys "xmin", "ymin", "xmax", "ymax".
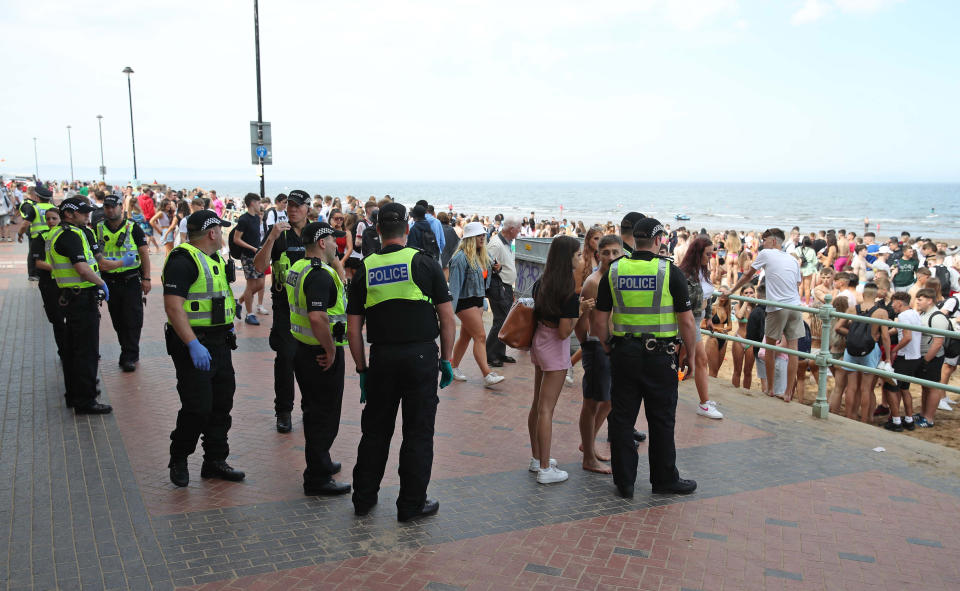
[
  {"xmin": 791, "ymin": 0, "xmax": 832, "ymax": 25},
  {"xmin": 834, "ymin": 0, "xmax": 904, "ymax": 13}
]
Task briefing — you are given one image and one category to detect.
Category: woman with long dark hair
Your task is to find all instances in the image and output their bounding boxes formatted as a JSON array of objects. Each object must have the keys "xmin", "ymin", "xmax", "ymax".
[
  {"xmin": 528, "ymin": 236, "xmax": 594, "ymax": 484},
  {"xmin": 678, "ymin": 236, "xmax": 723, "ymax": 419}
]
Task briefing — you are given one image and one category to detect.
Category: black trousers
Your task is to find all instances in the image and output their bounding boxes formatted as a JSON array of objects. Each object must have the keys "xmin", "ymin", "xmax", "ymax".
[
  {"xmin": 486, "ymin": 282, "xmax": 513, "ymax": 363},
  {"xmin": 104, "ymin": 274, "xmax": 144, "ymax": 364},
  {"xmin": 608, "ymin": 340, "xmax": 681, "ymax": 490},
  {"xmin": 353, "ymin": 342, "xmax": 439, "ymax": 514},
  {"xmin": 60, "ymin": 288, "xmax": 100, "ymax": 408},
  {"xmin": 293, "ymin": 344, "xmax": 345, "ymax": 486},
  {"xmin": 167, "ymin": 327, "xmax": 236, "ymax": 463},
  {"xmin": 27, "ymin": 239, "xmax": 38, "ymax": 278},
  {"xmin": 270, "ymin": 297, "xmax": 298, "ymax": 414},
  {"xmin": 39, "ymin": 280, "xmax": 65, "ymax": 359}
]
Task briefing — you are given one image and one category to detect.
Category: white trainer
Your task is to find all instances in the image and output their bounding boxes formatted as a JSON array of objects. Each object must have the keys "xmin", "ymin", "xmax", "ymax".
[
  {"xmin": 536, "ymin": 466, "xmax": 569, "ymax": 484},
  {"xmin": 452, "ymin": 368, "xmax": 467, "ymax": 381},
  {"xmin": 938, "ymin": 398, "xmax": 953, "ymax": 412},
  {"xmin": 483, "ymin": 372, "xmax": 505, "ymax": 387},
  {"xmin": 697, "ymin": 402, "xmax": 724, "ymax": 419},
  {"xmin": 529, "ymin": 457, "xmax": 558, "ymax": 472},
  {"xmin": 257, "ymin": 305, "xmax": 270, "ymax": 315},
  {"xmin": 564, "ymin": 368, "xmax": 575, "ymax": 386}
]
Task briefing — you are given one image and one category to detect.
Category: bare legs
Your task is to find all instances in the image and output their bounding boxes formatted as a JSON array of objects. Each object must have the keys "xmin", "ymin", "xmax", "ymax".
[{"xmin": 451, "ymin": 306, "xmax": 492, "ymax": 376}]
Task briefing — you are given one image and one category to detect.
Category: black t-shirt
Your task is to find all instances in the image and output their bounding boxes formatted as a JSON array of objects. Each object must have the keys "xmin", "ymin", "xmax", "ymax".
[
  {"xmin": 303, "ymin": 261, "xmax": 338, "ymax": 313},
  {"xmin": 30, "ymin": 235, "xmax": 52, "ymax": 283},
  {"xmin": 162, "ymin": 248, "xmax": 228, "ymax": 298},
  {"xmin": 52, "ymin": 223, "xmax": 102, "ymax": 263},
  {"xmin": 234, "ymin": 212, "xmax": 262, "ymax": 255},
  {"xmin": 595, "ymin": 251, "xmax": 692, "ymax": 314},
  {"xmin": 346, "ymin": 244, "xmax": 452, "ymax": 344},
  {"xmin": 531, "ymin": 280, "xmax": 579, "ymax": 325},
  {"xmin": 746, "ymin": 304, "xmax": 766, "ymax": 344},
  {"xmin": 812, "ymin": 239, "xmax": 827, "ymax": 255}
]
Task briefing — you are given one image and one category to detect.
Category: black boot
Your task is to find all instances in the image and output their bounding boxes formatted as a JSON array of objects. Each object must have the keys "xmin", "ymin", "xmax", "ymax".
[
  {"xmin": 200, "ymin": 460, "xmax": 246, "ymax": 482},
  {"xmin": 276, "ymin": 412, "xmax": 292, "ymax": 433},
  {"xmin": 169, "ymin": 458, "xmax": 189, "ymax": 487}
]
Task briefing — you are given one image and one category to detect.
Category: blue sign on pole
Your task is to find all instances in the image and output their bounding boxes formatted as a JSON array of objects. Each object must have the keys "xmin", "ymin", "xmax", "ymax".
[{"xmin": 256, "ymin": 145, "xmax": 268, "ymax": 158}]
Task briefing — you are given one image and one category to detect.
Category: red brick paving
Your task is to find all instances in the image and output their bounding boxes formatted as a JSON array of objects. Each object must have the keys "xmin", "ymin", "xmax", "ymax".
[{"xmin": 183, "ymin": 471, "xmax": 960, "ymax": 591}]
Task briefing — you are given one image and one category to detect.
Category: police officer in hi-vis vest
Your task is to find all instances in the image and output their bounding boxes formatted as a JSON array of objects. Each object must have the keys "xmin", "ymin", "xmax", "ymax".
[
  {"xmin": 592, "ymin": 218, "xmax": 699, "ymax": 499},
  {"xmin": 285, "ymin": 221, "xmax": 352, "ymax": 496},
  {"xmin": 162, "ymin": 210, "xmax": 244, "ymax": 487},
  {"xmin": 347, "ymin": 202, "xmax": 456, "ymax": 522},
  {"xmin": 96, "ymin": 194, "xmax": 151, "ymax": 372},
  {"xmin": 47, "ymin": 197, "xmax": 136, "ymax": 414},
  {"xmin": 18, "ymin": 184, "xmax": 56, "ymax": 280},
  {"xmin": 32, "ymin": 207, "xmax": 66, "ymax": 359},
  {"xmin": 253, "ymin": 189, "xmax": 310, "ymax": 434}
]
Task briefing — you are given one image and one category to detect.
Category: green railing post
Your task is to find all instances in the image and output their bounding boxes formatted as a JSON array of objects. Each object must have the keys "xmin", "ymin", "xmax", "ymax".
[{"xmin": 812, "ymin": 294, "xmax": 834, "ymax": 419}]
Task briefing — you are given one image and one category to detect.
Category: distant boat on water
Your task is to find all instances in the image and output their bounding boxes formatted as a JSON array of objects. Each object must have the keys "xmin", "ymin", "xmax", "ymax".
[{"xmin": 675, "ymin": 214, "xmax": 691, "ymax": 221}]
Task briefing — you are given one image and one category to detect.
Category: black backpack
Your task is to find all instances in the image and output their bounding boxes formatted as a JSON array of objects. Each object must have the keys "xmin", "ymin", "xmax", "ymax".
[
  {"xmin": 934, "ymin": 265, "xmax": 951, "ymax": 298},
  {"xmin": 410, "ymin": 220, "xmax": 440, "ymax": 259},
  {"xmin": 929, "ymin": 310, "xmax": 960, "ymax": 358},
  {"xmin": 684, "ymin": 270, "xmax": 704, "ymax": 315},
  {"xmin": 845, "ymin": 304, "xmax": 880, "ymax": 357},
  {"xmin": 361, "ymin": 224, "xmax": 381, "ymax": 257},
  {"xmin": 227, "ymin": 226, "xmax": 244, "ymax": 259},
  {"xmin": 261, "ymin": 207, "xmax": 276, "ymax": 235}
]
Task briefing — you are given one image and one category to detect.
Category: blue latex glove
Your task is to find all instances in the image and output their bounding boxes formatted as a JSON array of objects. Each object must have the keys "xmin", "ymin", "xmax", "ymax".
[
  {"xmin": 359, "ymin": 372, "xmax": 367, "ymax": 403},
  {"xmin": 187, "ymin": 339, "xmax": 212, "ymax": 371},
  {"xmin": 120, "ymin": 251, "xmax": 139, "ymax": 268},
  {"xmin": 439, "ymin": 360, "xmax": 454, "ymax": 389},
  {"xmin": 98, "ymin": 282, "xmax": 110, "ymax": 302}
]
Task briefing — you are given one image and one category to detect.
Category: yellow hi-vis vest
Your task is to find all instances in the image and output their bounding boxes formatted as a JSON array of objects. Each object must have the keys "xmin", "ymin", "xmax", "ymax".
[
  {"xmin": 96, "ymin": 219, "xmax": 141, "ymax": 275},
  {"xmin": 162, "ymin": 243, "xmax": 236, "ymax": 327},
  {"xmin": 22, "ymin": 200, "xmax": 55, "ymax": 237},
  {"xmin": 608, "ymin": 256, "xmax": 678, "ymax": 338},
  {"xmin": 363, "ymin": 247, "xmax": 431, "ymax": 309},
  {"xmin": 271, "ymin": 232, "xmax": 305, "ymax": 291},
  {"xmin": 285, "ymin": 258, "xmax": 347, "ymax": 346},
  {"xmin": 46, "ymin": 224, "xmax": 100, "ymax": 288}
]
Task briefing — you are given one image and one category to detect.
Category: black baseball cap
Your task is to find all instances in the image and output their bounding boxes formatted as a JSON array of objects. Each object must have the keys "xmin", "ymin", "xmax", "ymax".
[
  {"xmin": 186, "ymin": 210, "xmax": 231, "ymax": 232},
  {"xmin": 35, "ymin": 185, "xmax": 53, "ymax": 199},
  {"xmin": 620, "ymin": 211, "xmax": 645, "ymax": 230},
  {"xmin": 378, "ymin": 202, "xmax": 407, "ymax": 225},
  {"xmin": 59, "ymin": 197, "xmax": 93, "ymax": 214},
  {"xmin": 302, "ymin": 221, "xmax": 346, "ymax": 244},
  {"xmin": 103, "ymin": 195, "xmax": 123, "ymax": 207},
  {"xmin": 633, "ymin": 217, "xmax": 667, "ymax": 239},
  {"xmin": 287, "ymin": 189, "xmax": 309, "ymax": 205}
]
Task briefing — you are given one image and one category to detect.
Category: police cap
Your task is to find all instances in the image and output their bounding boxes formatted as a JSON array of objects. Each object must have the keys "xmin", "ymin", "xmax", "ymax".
[
  {"xmin": 633, "ymin": 217, "xmax": 666, "ymax": 239},
  {"xmin": 302, "ymin": 221, "xmax": 346, "ymax": 244}
]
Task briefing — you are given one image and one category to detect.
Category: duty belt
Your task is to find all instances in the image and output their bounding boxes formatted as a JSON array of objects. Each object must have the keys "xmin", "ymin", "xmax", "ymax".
[{"xmin": 614, "ymin": 334, "xmax": 680, "ymax": 354}]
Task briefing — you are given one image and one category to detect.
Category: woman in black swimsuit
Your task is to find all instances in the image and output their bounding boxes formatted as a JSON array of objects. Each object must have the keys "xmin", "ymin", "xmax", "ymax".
[{"xmin": 706, "ymin": 293, "xmax": 732, "ymax": 377}]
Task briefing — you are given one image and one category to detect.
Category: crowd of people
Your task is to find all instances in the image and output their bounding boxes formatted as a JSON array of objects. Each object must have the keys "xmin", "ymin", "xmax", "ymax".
[{"xmin": 5, "ymin": 175, "xmax": 959, "ymax": 519}]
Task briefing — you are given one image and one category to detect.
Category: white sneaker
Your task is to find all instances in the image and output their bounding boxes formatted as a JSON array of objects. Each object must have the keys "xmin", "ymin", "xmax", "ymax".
[
  {"xmin": 564, "ymin": 368, "xmax": 575, "ymax": 386},
  {"xmin": 697, "ymin": 402, "xmax": 724, "ymax": 419},
  {"xmin": 529, "ymin": 457, "xmax": 557, "ymax": 472},
  {"xmin": 938, "ymin": 398, "xmax": 953, "ymax": 412},
  {"xmin": 257, "ymin": 305, "xmax": 270, "ymax": 315},
  {"xmin": 946, "ymin": 397, "xmax": 958, "ymax": 406},
  {"xmin": 452, "ymin": 368, "xmax": 467, "ymax": 381},
  {"xmin": 536, "ymin": 466, "xmax": 569, "ymax": 484},
  {"xmin": 483, "ymin": 372, "xmax": 505, "ymax": 387}
]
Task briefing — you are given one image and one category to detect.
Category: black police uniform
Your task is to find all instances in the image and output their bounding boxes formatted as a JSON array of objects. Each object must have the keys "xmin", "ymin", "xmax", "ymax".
[
  {"xmin": 162, "ymin": 250, "xmax": 238, "ymax": 469},
  {"xmin": 348, "ymin": 245, "xmax": 452, "ymax": 517},
  {"xmin": 21, "ymin": 199, "xmax": 52, "ymax": 278},
  {"xmin": 30, "ymin": 233, "xmax": 65, "ymax": 359},
  {"xmin": 98, "ymin": 220, "xmax": 148, "ymax": 368},
  {"xmin": 292, "ymin": 260, "xmax": 347, "ymax": 492},
  {"xmin": 51, "ymin": 223, "xmax": 103, "ymax": 410},
  {"xmin": 595, "ymin": 250, "xmax": 692, "ymax": 493},
  {"xmin": 269, "ymin": 230, "xmax": 305, "ymax": 420}
]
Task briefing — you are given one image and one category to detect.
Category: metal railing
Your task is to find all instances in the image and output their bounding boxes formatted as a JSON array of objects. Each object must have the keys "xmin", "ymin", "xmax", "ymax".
[{"xmin": 699, "ymin": 293, "xmax": 960, "ymax": 419}]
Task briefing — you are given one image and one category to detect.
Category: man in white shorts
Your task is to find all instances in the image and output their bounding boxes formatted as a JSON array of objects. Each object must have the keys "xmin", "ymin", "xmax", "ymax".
[{"xmin": 724, "ymin": 228, "xmax": 803, "ymax": 398}]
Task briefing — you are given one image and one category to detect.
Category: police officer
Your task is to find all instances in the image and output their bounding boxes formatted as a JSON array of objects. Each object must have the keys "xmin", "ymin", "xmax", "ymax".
[
  {"xmin": 32, "ymin": 207, "xmax": 66, "ymax": 359},
  {"xmin": 285, "ymin": 221, "xmax": 352, "ymax": 496},
  {"xmin": 592, "ymin": 218, "xmax": 698, "ymax": 498},
  {"xmin": 18, "ymin": 184, "xmax": 57, "ymax": 281},
  {"xmin": 162, "ymin": 210, "xmax": 245, "ymax": 487},
  {"xmin": 347, "ymin": 202, "xmax": 456, "ymax": 521},
  {"xmin": 253, "ymin": 190, "xmax": 311, "ymax": 433},
  {"xmin": 47, "ymin": 197, "xmax": 134, "ymax": 414},
  {"xmin": 96, "ymin": 194, "xmax": 151, "ymax": 372}
]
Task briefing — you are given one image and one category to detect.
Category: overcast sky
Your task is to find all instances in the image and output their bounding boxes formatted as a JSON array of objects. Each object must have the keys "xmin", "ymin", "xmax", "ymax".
[{"xmin": 2, "ymin": 0, "xmax": 957, "ymax": 183}]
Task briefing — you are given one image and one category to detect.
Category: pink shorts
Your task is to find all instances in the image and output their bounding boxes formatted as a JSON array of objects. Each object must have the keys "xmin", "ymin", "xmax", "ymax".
[{"xmin": 530, "ymin": 323, "xmax": 572, "ymax": 372}]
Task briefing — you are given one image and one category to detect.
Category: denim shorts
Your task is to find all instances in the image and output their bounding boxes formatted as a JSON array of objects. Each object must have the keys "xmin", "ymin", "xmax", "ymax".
[{"xmin": 842, "ymin": 342, "xmax": 880, "ymax": 369}]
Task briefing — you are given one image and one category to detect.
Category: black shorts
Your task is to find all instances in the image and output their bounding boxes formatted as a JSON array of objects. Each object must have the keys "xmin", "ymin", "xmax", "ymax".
[
  {"xmin": 580, "ymin": 341, "xmax": 611, "ymax": 402},
  {"xmin": 892, "ymin": 357, "xmax": 921, "ymax": 390},
  {"xmin": 455, "ymin": 296, "xmax": 484, "ymax": 313},
  {"xmin": 917, "ymin": 356, "xmax": 945, "ymax": 385}
]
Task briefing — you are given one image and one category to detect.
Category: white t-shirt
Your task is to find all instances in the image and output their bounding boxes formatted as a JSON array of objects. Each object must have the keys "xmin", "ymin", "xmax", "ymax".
[
  {"xmin": 919, "ymin": 308, "xmax": 951, "ymax": 357},
  {"xmin": 178, "ymin": 217, "xmax": 188, "ymax": 236},
  {"xmin": 751, "ymin": 249, "xmax": 801, "ymax": 311},
  {"xmin": 264, "ymin": 208, "xmax": 287, "ymax": 227},
  {"xmin": 700, "ymin": 270, "xmax": 715, "ymax": 314},
  {"xmin": 895, "ymin": 308, "xmax": 922, "ymax": 360}
]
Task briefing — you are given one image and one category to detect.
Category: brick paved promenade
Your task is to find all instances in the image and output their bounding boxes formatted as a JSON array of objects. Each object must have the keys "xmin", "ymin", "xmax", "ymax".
[{"xmin": 2, "ymin": 240, "xmax": 960, "ymax": 590}]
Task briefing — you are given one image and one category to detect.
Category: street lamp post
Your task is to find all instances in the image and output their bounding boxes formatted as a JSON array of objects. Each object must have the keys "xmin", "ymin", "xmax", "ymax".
[
  {"xmin": 96, "ymin": 115, "xmax": 106, "ymax": 182},
  {"xmin": 122, "ymin": 66, "xmax": 138, "ymax": 181},
  {"xmin": 66, "ymin": 125, "xmax": 74, "ymax": 183},
  {"xmin": 253, "ymin": 0, "xmax": 265, "ymax": 202},
  {"xmin": 32, "ymin": 137, "xmax": 39, "ymax": 179}
]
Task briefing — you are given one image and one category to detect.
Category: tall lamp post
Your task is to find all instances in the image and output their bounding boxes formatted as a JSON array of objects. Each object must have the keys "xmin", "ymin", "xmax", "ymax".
[
  {"xmin": 253, "ymin": 0, "xmax": 265, "ymax": 202},
  {"xmin": 122, "ymin": 66, "xmax": 138, "ymax": 181},
  {"xmin": 32, "ymin": 137, "xmax": 39, "ymax": 179},
  {"xmin": 96, "ymin": 115, "xmax": 106, "ymax": 182},
  {"xmin": 66, "ymin": 125, "xmax": 74, "ymax": 183}
]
